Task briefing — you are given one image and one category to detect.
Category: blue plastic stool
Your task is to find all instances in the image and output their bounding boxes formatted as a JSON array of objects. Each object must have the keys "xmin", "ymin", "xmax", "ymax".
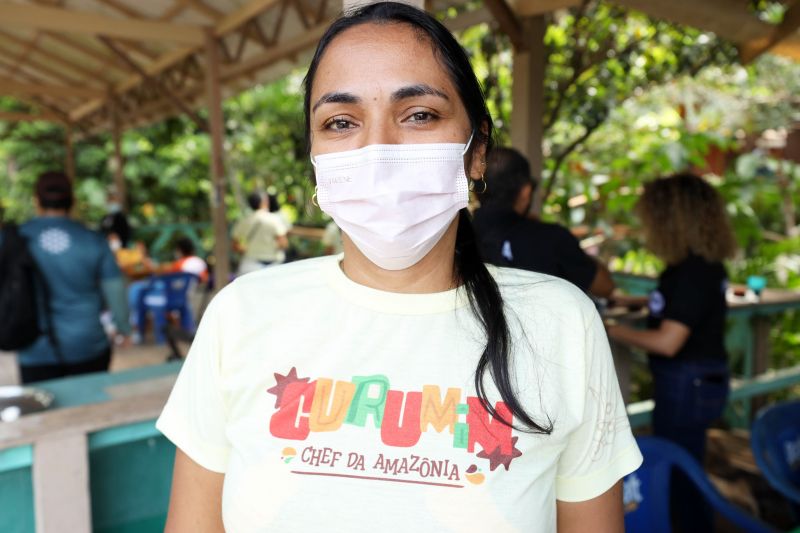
[
  {"xmin": 751, "ymin": 400, "xmax": 800, "ymax": 521},
  {"xmin": 138, "ymin": 272, "xmax": 199, "ymax": 344},
  {"xmin": 624, "ymin": 436, "xmax": 775, "ymax": 533}
]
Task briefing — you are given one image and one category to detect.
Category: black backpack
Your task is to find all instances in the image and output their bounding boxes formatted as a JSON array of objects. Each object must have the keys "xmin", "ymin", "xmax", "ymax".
[{"xmin": 0, "ymin": 224, "xmax": 42, "ymax": 351}]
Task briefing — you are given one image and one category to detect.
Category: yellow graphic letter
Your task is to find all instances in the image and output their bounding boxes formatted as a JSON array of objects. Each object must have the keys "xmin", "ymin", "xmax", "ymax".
[
  {"xmin": 309, "ymin": 378, "xmax": 356, "ymax": 432},
  {"xmin": 419, "ymin": 385, "xmax": 461, "ymax": 434}
]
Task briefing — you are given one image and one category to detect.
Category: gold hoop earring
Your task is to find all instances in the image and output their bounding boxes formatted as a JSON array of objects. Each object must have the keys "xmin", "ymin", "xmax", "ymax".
[
  {"xmin": 311, "ymin": 187, "xmax": 319, "ymax": 208},
  {"xmin": 469, "ymin": 175, "xmax": 487, "ymax": 194}
]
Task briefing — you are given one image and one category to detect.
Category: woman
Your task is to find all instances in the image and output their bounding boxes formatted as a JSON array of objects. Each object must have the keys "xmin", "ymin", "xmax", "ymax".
[
  {"xmin": 157, "ymin": 3, "xmax": 641, "ymax": 532},
  {"xmin": 608, "ymin": 174, "xmax": 736, "ymax": 459},
  {"xmin": 607, "ymin": 173, "xmax": 736, "ymax": 532}
]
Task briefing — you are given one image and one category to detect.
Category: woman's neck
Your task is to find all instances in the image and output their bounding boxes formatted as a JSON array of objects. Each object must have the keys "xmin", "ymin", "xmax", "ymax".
[{"xmin": 339, "ymin": 218, "xmax": 459, "ymax": 294}]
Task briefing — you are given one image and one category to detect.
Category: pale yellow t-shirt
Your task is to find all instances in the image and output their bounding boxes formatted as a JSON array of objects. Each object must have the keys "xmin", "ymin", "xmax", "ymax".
[
  {"xmin": 157, "ymin": 255, "xmax": 641, "ymax": 532},
  {"xmin": 232, "ymin": 210, "xmax": 288, "ymax": 263}
]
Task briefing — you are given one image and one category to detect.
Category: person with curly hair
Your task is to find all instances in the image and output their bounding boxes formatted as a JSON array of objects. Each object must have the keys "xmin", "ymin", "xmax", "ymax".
[{"xmin": 608, "ymin": 172, "xmax": 737, "ymax": 532}]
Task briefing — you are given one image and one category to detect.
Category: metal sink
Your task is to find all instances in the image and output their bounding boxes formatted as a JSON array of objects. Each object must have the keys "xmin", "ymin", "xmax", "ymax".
[{"xmin": 0, "ymin": 386, "xmax": 54, "ymax": 422}]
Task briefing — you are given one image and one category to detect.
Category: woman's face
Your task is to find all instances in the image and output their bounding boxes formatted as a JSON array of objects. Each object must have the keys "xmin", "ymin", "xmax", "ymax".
[{"xmin": 309, "ymin": 22, "xmax": 479, "ymax": 164}]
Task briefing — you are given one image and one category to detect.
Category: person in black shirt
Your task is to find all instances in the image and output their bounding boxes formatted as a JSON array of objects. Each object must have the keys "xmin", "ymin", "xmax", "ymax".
[
  {"xmin": 607, "ymin": 173, "xmax": 737, "ymax": 532},
  {"xmin": 100, "ymin": 190, "xmax": 131, "ymax": 248},
  {"xmin": 472, "ymin": 147, "xmax": 614, "ymax": 298}
]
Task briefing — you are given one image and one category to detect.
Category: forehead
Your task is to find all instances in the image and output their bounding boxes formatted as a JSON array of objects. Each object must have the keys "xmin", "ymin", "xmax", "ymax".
[{"xmin": 311, "ymin": 22, "xmax": 456, "ymax": 98}]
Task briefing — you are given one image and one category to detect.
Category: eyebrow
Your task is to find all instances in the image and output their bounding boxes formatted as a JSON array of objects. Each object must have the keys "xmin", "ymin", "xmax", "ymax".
[
  {"xmin": 311, "ymin": 84, "xmax": 449, "ymax": 113},
  {"xmin": 312, "ymin": 92, "xmax": 361, "ymax": 113},
  {"xmin": 391, "ymin": 84, "xmax": 449, "ymax": 102}
]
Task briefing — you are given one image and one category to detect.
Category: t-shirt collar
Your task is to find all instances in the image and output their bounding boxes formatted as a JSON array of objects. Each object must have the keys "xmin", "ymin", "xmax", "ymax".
[{"xmin": 322, "ymin": 255, "xmax": 470, "ymax": 315}]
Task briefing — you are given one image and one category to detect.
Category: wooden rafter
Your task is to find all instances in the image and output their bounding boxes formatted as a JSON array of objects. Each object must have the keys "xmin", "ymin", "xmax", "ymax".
[
  {"xmin": 93, "ymin": 0, "xmax": 146, "ymax": 20},
  {"xmin": 0, "ymin": 40, "xmax": 88, "ymax": 87},
  {"xmin": 42, "ymin": 33, "xmax": 129, "ymax": 74},
  {"xmin": 221, "ymin": 20, "xmax": 328, "ymax": 81},
  {"xmin": 69, "ymin": 0, "xmax": 296, "ymax": 124},
  {"xmin": 186, "ymin": 0, "xmax": 224, "ymax": 21},
  {"xmin": 99, "ymin": 36, "xmax": 207, "ymax": 131},
  {"xmin": 0, "ymin": 110, "xmax": 64, "ymax": 123},
  {"xmin": 112, "ymin": 38, "xmax": 160, "ymax": 61},
  {"xmin": 740, "ymin": 1, "xmax": 800, "ymax": 63},
  {"xmin": 160, "ymin": 0, "xmax": 190, "ymax": 21},
  {"xmin": 0, "ymin": 77, "xmax": 105, "ymax": 98},
  {"xmin": 0, "ymin": 30, "xmax": 115, "ymax": 84},
  {"xmin": 0, "ymin": 2, "xmax": 206, "ymax": 45},
  {"xmin": 483, "ymin": 0, "xmax": 527, "ymax": 50},
  {"xmin": 511, "ymin": 0, "xmax": 580, "ymax": 17},
  {"xmin": 612, "ymin": 0, "xmax": 771, "ymax": 44},
  {"xmin": 215, "ymin": 0, "xmax": 283, "ymax": 36}
]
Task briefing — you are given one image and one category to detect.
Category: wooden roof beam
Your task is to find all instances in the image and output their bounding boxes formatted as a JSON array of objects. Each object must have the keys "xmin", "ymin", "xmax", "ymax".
[
  {"xmin": 0, "ymin": 77, "xmax": 106, "ymax": 99},
  {"xmin": 70, "ymin": 0, "xmax": 293, "ymax": 124},
  {"xmin": 187, "ymin": 0, "xmax": 224, "ymax": 22},
  {"xmin": 0, "ymin": 110, "xmax": 64, "ymax": 123},
  {"xmin": 510, "ymin": 0, "xmax": 581, "ymax": 17},
  {"xmin": 0, "ymin": 40, "xmax": 86, "ymax": 87},
  {"xmin": 0, "ymin": 30, "xmax": 115, "ymax": 83},
  {"xmin": 42, "ymin": 32, "xmax": 129, "ymax": 74},
  {"xmin": 611, "ymin": 0, "xmax": 771, "ymax": 44},
  {"xmin": 0, "ymin": 2, "xmax": 205, "ymax": 45},
  {"xmin": 483, "ymin": 0, "xmax": 527, "ymax": 50},
  {"xmin": 740, "ymin": 2, "xmax": 800, "ymax": 63},
  {"xmin": 99, "ymin": 36, "xmax": 207, "ymax": 131},
  {"xmin": 221, "ymin": 20, "xmax": 328, "ymax": 81},
  {"xmin": 215, "ymin": 0, "xmax": 282, "ymax": 36}
]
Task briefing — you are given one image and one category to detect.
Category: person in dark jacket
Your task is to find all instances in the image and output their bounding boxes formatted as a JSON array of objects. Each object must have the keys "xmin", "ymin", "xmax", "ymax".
[
  {"xmin": 17, "ymin": 172, "xmax": 131, "ymax": 383},
  {"xmin": 472, "ymin": 147, "xmax": 614, "ymax": 298}
]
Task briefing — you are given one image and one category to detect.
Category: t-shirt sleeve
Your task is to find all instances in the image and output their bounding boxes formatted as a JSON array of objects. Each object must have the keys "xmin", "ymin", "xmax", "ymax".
[
  {"xmin": 661, "ymin": 267, "xmax": 713, "ymax": 329},
  {"xmin": 271, "ymin": 215, "xmax": 289, "ymax": 237},
  {"xmin": 556, "ymin": 310, "xmax": 642, "ymax": 502},
  {"xmin": 552, "ymin": 226, "xmax": 597, "ymax": 291},
  {"xmin": 156, "ymin": 295, "xmax": 230, "ymax": 473}
]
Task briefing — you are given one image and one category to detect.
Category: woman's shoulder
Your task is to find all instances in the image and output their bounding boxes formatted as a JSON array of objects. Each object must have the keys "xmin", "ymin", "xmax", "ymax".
[{"xmin": 489, "ymin": 264, "xmax": 598, "ymax": 328}]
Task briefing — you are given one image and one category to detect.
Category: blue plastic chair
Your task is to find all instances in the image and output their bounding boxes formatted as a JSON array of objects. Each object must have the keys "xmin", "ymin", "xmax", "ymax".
[
  {"xmin": 751, "ymin": 401, "xmax": 800, "ymax": 509},
  {"xmin": 137, "ymin": 272, "xmax": 199, "ymax": 344},
  {"xmin": 624, "ymin": 436, "xmax": 776, "ymax": 533}
]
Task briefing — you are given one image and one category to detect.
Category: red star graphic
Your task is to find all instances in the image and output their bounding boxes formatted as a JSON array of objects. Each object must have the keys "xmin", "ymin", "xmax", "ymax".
[
  {"xmin": 476, "ymin": 436, "xmax": 523, "ymax": 471},
  {"xmin": 266, "ymin": 367, "xmax": 310, "ymax": 408}
]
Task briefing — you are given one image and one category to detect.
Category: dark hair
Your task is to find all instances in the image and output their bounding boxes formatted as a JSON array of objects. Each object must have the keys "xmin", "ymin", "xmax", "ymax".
[
  {"xmin": 482, "ymin": 147, "xmax": 536, "ymax": 209},
  {"xmin": 175, "ymin": 236, "xmax": 195, "ymax": 257},
  {"xmin": 35, "ymin": 171, "xmax": 74, "ymax": 210},
  {"xmin": 267, "ymin": 193, "xmax": 280, "ymax": 213},
  {"xmin": 247, "ymin": 191, "xmax": 264, "ymax": 211},
  {"xmin": 635, "ymin": 173, "xmax": 737, "ymax": 264},
  {"xmin": 303, "ymin": 2, "xmax": 550, "ymax": 434}
]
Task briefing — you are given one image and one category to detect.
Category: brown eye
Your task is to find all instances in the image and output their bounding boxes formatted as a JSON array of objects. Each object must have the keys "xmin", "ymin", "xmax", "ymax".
[
  {"xmin": 324, "ymin": 117, "xmax": 355, "ymax": 131},
  {"xmin": 408, "ymin": 112, "xmax": 436, "ymax": 123}
]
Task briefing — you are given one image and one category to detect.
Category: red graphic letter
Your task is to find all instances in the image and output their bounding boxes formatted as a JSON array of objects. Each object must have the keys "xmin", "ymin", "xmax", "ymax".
[
  {"xmin": 269, "ymin": 381, "xmax": 317, "ymax": 440},
  {"xmin": 466, "ymin": 396, "xmax": 513, "ymax": 455},
  {"xmin": 381, "ymin": 390, "xmax": 422, "ymax": 447}
]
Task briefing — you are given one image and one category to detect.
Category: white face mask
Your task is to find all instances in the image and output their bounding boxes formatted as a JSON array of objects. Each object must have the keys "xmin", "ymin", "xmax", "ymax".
[{"xmin": 312, "ymin": 139, "xmax": 472, "ymax": 270}]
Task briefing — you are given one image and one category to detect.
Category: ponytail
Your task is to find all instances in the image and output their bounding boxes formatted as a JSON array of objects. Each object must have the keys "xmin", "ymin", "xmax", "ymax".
[{"xmin": 454, "ymin": 209, "xmax": 553, "ymax": 434}]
